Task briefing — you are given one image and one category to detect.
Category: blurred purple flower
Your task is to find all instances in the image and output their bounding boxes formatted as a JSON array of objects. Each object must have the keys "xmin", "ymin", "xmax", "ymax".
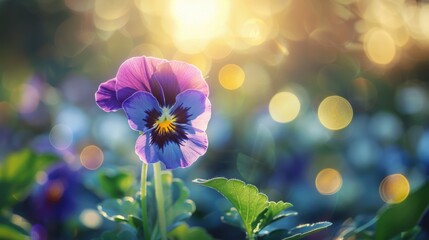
[{"xmin": 95, "ymin": 56, "xmax": 211, "ymax": 169}]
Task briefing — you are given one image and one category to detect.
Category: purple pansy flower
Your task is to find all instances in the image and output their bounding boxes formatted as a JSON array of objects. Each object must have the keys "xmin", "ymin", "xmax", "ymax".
[{"xmin": 95, "ymin": 56, "xmax": 211, "ymax": 169}]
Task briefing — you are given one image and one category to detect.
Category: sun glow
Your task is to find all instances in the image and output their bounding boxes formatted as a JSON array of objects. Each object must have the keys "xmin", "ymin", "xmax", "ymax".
[{"xmin": 169, "ymin": 0, "xmax": 230, "ymax": 53}]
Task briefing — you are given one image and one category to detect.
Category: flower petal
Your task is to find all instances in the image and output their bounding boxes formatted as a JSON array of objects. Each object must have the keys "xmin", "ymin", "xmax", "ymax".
[
  {"xmin": 122, "ymin": 91, "xmax": 162, "ymax": 132},
  {"xmin": 171, "ymin": 90, "xmax": 211, "ymax": 131},
  {"xmin": 150, "ymin": 61, "xmax": 209, "ymax": 106},
  {"xmin": 95, "ymin": 78, "xmax": 121, "ymax": 112},
  {"xmin": 116, "ymin": 56, "xmax": 167, "ymax": 103},
  {"xmin": 157, "ymin": 127, "xmax": 208, "ymax": 169},
  {"xmin": 135, "ymin": 133, "xmax": 157, "ymax": 164}
]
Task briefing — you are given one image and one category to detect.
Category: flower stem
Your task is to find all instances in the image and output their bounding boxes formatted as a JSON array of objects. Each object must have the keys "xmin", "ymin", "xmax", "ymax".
[
  {"xmin": 153, "ymin": 162, "xmax": 168, "ymax": 240},
  {"xmin": 140, "ymin": 163, "xmax": 150, "ymax": 240},
  {"xmin": 247, "ymin": 231, "xmax": 255, "ymax": 240}
]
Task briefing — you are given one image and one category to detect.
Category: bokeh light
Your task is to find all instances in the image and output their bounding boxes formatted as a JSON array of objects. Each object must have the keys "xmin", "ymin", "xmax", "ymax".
[
  {"xmin": 315, "ymin": 168, "xmax": 343, "ymax": 195},
  {"xmin": 396, "ymin": 85, "xmax": 427, "ymax": 115},
  {"xmin": 80, "ymin": 145, "xmax": 104, "ymax": 170},
  {"xmin": 364, "ymin": 29, "xmax": 396, "ymax": 65},
  {"xmin": 94, "ymin": 0, "xmax": 130, "ymax": 20},
  {"xmin": 18, "ymin": 83, "xmax": 40, "ymax": 114},
  {"xmin": 379, "ymin": 174, "xmax": 410, "ymax": 204},
  {"xmin": 35, "ymin": 171, "xmax": 48, "ymax": 185},
  {"xmin": 269, "ymin": 92, "xmax": 301, "ymax": 123},
  {"xmin": 46, "ymin": 180, "xmax": 65, "ymax": 203},
  {"xmin": 238, "ymin": 18, "xmax": 270, "ymax": 46},
  {"xmin": 49, "ymin": 124, "xmax": 74, "ymax": 150},
  {"xmin": 79, "ymin": 209, "xmax": 102, "ymax": 229},
  {"xmin": 318, "ymin": 96, "xmax": 353, "ymax": 131},
  {"xmin": 218, "ymin": 64, "xmax": 245, "ymax": 90}
]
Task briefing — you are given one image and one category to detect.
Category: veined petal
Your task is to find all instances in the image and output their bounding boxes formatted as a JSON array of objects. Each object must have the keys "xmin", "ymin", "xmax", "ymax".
[
  {"xmin": 150, "ymin": 61, "xmax": 209, "ymax": 106},
  {"xmin": 157, "ymin": 127, "xmax": 208, "ymax": 169},
  {"xmin": 116, "ymin": 56, "xmax": 167, "ymax": 103},
  {"xmin": 171, "ymin": 90, "xmax": 211, "ymax": 131},
  {"xmin": 122, "ymin": 91, "xmax": 162, "ymax": 132},
  {"xmin": 135, "ymin": 134, "xmax": 158, "ymax": 164},
  {"xmin": 95, "ymin": 78, "xmax": 121, "ymax": 112}
]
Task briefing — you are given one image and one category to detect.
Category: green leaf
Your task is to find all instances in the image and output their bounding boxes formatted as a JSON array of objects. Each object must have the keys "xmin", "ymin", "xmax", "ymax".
[
  {"xmin": 0, "ymin": 216, "xmax": 29, "ymax": 240},
  {"xmin": 144, "ymin": 171, "xmax": 196, "ymax": 239},
  {"xmin": 254, "ymin": 201, "xmax": 293, "ymax": 232},
  {"xmin": 0, "ymin": 149, "xmax": 58, "ymax": 209},
  {"xmin": 375, "ymin": 182, "xmax": 429, "ymax": 240},
  {"xmin": 221, "ymin": 208, "xmax": 245, "ymax": 230},
  {"xmin": 257, "ymin": 211, "xmax": 298, "ymax": 237},
  {"xmin": 284, "ymin": 222, "xmax": 333, "ymax": 239},
  {"xmin": 260, "ymin": 222, "xmax": 332, "ymax": 240},
  {"xmin": 193, "ymin": 178, "xmax": 269, "ymax": 237},
  {"xmin": 98, "ymin": 169, "xmax": 135, "ymax": 198},
  {"xmin": 168, "ymin": 223, "xmax": 214, "ymax": 240},
  {"xmin": 98, "ymin": 197, "xmax": 140, "ymax": 223},
  {"xmin": 401, "ymin": 226, "xmax": 421, "ymax": 240},
  {"xmin": 150, "ymin": 172, "xmax": 195, "ymax": 230}
]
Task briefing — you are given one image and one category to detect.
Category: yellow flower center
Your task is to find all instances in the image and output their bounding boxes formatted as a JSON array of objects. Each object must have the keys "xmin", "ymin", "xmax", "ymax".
[{"xmin": 154, "ymin": 107, "xmax": 176, "ymax": 134}]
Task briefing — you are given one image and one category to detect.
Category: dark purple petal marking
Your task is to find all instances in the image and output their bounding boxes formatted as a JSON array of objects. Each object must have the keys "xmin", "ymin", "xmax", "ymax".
[
  {"xmin": 116, "ymin": 56, "xmax": 167, "ymax": 104},
  {"xmin": 149, "ymin": 123, "xmax": 188, "ymax": 151},
  {"xmin": 95, "ymin": 78, "xmax": 122, "ymax": 112},
  {"xmin": 157, "ymin": 127, "xmax": 208, "ymax": 169},
  {"xmin": 122, "ymin": 91, "xmax": 162, "ymax": 132},
  {"xmin": 135, "ymin": 118, "xmax": 208, "ymax": 169},
  {"xmin": 150, "ymin": 63, "xmax": 181, "ymax": 107},
  {"xmin": 171, "ymin": 90, "xmax": 211, "ymax": 131}
]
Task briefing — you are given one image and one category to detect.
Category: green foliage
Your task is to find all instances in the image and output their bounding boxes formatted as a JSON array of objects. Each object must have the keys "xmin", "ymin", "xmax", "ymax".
[
  {"xmin": 98, "ymin": 169, "xmax": 136, "ymax": 198},
  {"xmin": 375, "ymin": 182, "xmax": 429, "ymax": 240},
  {"xmin": 343, "ymin": 181, "xmax": 429, "ymax": 239},
  {"xmin": 0, "ymin": 150, "xmax": 58, "ymax": 240},
  {"xmin": 168, "ymin": 223, "xmax": 213, "ymax": 240},
  {"xmin": 98, "ymin": 197, "xmax": 141, "ymax": 223},
  {"xmin": 0, "ymin": 149, "xmax": 58, "ymax": 209},
  {"xmin": 259, "ymin": 222, "xmax": 333, "ymax": 240},
  {"xmin": 194, "ymin": 177, "xmax": 330, "ymax": 240},
  {"xmin": 160, "ymin": 171, "xmax": 195, "ymax": 230},
  {"xmin": 193, "ymin": 178, "xmax": 275, "ymax": 238},
  {"xmin": 0, "ymin": 216, "xmax": 29, "ymax": 240},
  {"xmin": 98, "ymin": 171, "xmax": 209, "ymax": 240},
  {"xmin": 221, "ymin": 208, "xmax": 245, "ymax": 229}
]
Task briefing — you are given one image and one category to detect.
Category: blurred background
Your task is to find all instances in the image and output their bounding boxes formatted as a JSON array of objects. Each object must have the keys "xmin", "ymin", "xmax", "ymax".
[{"xmin": 1, "ymin": 0, "xmax": 429, "ymax": 239}]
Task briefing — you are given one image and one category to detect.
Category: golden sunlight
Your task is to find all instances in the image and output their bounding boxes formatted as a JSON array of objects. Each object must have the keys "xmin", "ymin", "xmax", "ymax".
[
  {"xmin": 316, "ymin": 168, "xmax": 343, "ymax": 195},
  {"xmin": 218, "ymin": 64, "xmax": 245, "ymax": 90},
  {"xmin": 169, "ymin": 0, "xmax": 230, "ymax": 53},
  {"xmin": 318, "ymin": 96, "xmax": 353, "ymax": 131},
  {"xmin": 379, "ymin": 174, "xmax": 410, "ymax": 204},
  {"xmin": 269, "ymin": 92, "xmax": 301, "ymax": 123}
]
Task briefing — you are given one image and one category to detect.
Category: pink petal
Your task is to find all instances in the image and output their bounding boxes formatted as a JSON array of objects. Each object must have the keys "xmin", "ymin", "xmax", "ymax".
[{"xmin": 151, "ymin": 61, "xmax": 209, "ymax": 105}]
